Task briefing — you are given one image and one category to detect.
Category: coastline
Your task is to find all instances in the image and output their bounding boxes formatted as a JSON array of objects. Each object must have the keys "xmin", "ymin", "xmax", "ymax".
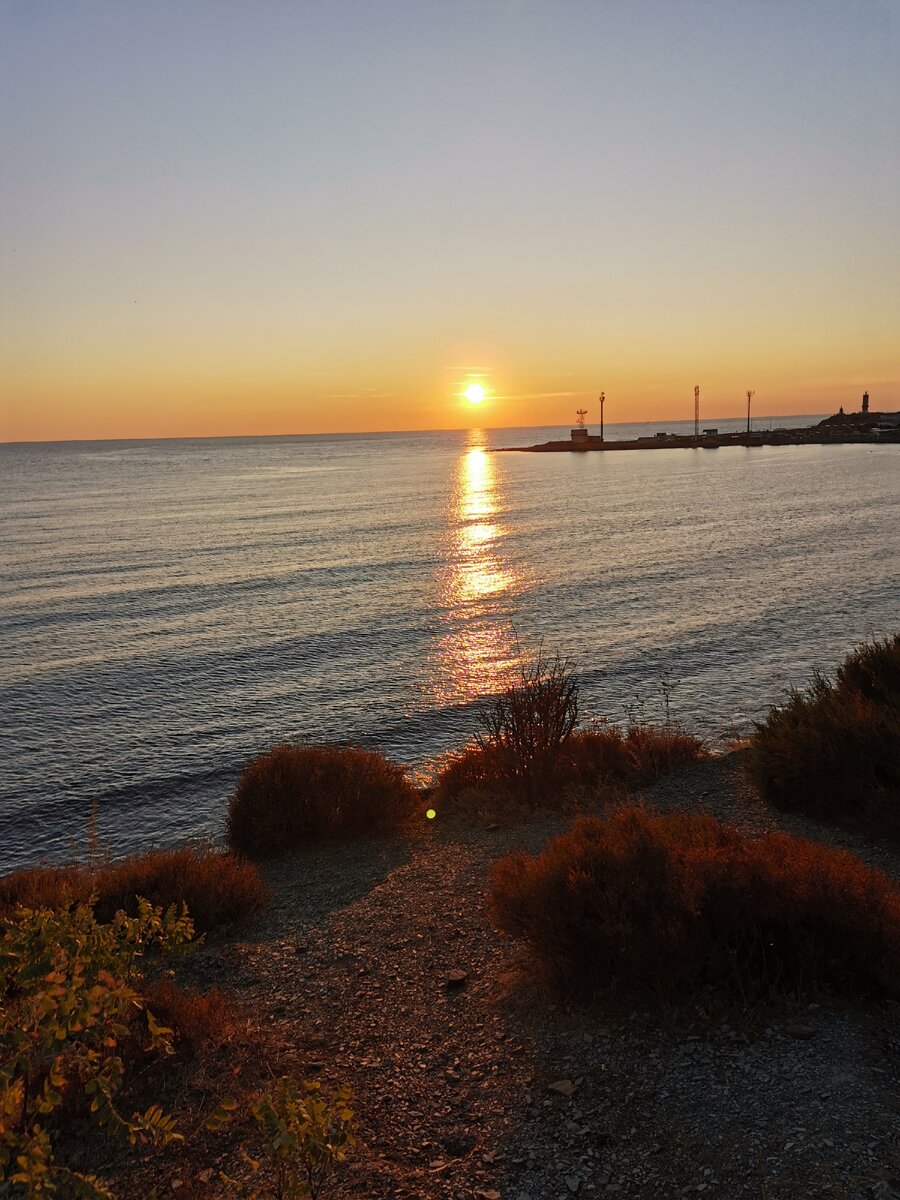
[{"xmin": 132, "ymin": 750, "xmax": 900, "ymax": 1200}]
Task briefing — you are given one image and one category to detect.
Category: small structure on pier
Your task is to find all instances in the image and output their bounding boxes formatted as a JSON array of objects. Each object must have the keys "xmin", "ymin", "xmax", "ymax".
[{"xmin": 571, "ymin": 408, "xmax": 589, "ymax": 442}]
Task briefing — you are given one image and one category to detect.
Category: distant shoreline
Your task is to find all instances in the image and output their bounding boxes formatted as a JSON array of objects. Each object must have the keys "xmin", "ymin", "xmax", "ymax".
[{"xmin": 499, "ymin": 411, "xmax": 900, "ymax": 453}]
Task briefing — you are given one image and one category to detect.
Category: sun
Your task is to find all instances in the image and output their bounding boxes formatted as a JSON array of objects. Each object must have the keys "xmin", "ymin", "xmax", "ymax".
[{"xmin": 464, "ymin": 382, "xmax": 486, "ymax": 405}]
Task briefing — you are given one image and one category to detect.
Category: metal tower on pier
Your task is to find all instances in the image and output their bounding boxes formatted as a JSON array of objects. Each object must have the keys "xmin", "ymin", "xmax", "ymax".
[
  {"xmin": 694, "ymin": 386, "xmax": 700, "ymax": 441},
  {"xmin": 746, "ymin": 390, "xmax": 755, "ymax": 434},
  {"xmin": 599, "ymin": 392, "xmax": 605, "ymax": 441}
]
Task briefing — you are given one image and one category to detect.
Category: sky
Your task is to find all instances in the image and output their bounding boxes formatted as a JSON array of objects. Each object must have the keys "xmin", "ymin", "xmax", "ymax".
[{"xmin": 1, "ymin": 1, "xmax": 898, "ymax": 441}]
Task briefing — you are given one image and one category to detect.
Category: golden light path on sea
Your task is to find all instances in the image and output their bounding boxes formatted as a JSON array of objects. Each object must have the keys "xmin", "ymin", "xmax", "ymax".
[{"xmin": 429, "ymin": 433, "xmax": 521, "ymax": 706}]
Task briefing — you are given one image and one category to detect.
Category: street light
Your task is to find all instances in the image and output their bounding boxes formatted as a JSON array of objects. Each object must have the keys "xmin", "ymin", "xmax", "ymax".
[{"xmin": 599, "ymin": 392, "xmax": 605, "ymax": 441}]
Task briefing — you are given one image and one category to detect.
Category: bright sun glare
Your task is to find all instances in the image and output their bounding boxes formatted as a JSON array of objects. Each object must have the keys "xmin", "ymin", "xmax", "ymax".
[{"xmin": 464, "ymin": 382, "xmax": 486, "ymax": 405}]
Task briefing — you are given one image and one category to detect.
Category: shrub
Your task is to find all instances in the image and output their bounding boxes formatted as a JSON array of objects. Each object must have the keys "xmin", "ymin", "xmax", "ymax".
[
  {"xmin": 0, "ymin": 846, "xmax": 267, "ymax": 934},
  {"xmin": 227, "ymin": 744, "xmax": 418, "ymax": 857},
  {"xmin": 490, "ymin": 805, "xmax": 900, "ymax": 1004},
  {"xmin": 566, "ymin": 722, "xmax": 705, "ymax": 788},
  {"xmin": 474, "ymin": 651, "xmax": 579, "ymax": 800},
  {"xmin": 749, "ymin": 635, "xmax": 900, "ymax": 839},
  {"xmin": 435, "ymin": 721, "xmax": 704, "ymax": 814},
  {"xmin": 0, "ymin": 898, "xmax": 193, "ymax": 1196},
  {"xmin": 222, "ymin": 1078, "xmax": 355, "ymax": 1199},
  {"xmin": 142, "ymin": 980, "xmax": 238, "ymax": 1058}
]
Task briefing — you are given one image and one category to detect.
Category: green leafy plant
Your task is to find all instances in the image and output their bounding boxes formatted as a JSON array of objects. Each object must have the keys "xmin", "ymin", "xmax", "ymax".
[
  {"xmin": 222, "ymin": 1078, "xmax": 355, "ymax": 1199},
  {"xmin": 0, "ymin": 897, "xmax": 194, "ymax": 1197}
]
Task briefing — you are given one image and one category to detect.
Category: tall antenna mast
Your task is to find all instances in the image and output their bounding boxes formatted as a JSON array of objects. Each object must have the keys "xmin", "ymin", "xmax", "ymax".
[
  {"xmin": 694, "ymin": 386, "xmax": 700, "ymax": 442},
  {"xmin": 746, "ymin": 390, "xmax": 755, "ymax": 434},
  {"xmin": 599, "ymin": 391, "xmax": 605, "ymax": 441}
]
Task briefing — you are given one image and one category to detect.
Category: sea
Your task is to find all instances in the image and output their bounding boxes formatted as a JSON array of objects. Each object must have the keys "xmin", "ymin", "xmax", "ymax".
[{"xmin": 1, "ymin": 416, "xmax": 897, "ymax": 872}]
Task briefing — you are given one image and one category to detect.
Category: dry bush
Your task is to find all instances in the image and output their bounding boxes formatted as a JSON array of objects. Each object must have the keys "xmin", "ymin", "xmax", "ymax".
[
  {"xmin": 435, "ymin": 720, "xmax": 704, "ymax": 815},
  {"xmin": 227, "ymin": 743, "xmax": 418, "ymax": 857},
  {"xmin": 567, "ymin": 723, "xmax": 705, "ymax": 787},
  {"xmin": 491, "ymin": 805, "xmax": 900, "ymax": 1004},
  {"xmin": 0, "ymin": 846, "xmax": 267, "ymax": 933},
  {"xmin": 141, "ymin": 979, "xmax": 238, "ymax": 1058},
  {"xmin": 475, "ymin": 651, "xmax": 579, "ymax": 800},
  {"xmin": 749, "ymin": 635, "xmax": 900, "ymax": 840}
]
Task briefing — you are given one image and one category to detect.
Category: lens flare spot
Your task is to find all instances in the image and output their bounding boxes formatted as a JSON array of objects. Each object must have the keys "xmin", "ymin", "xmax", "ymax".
[{"xmin": 426, "ymin": 808, "xmax": 437, "ymax": 820}]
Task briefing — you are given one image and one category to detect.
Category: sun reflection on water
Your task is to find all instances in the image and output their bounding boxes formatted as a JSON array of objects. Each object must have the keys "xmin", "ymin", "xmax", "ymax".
[{"xmin": 429, "ymin": 434, "xmax": 521, "ymax": 704}]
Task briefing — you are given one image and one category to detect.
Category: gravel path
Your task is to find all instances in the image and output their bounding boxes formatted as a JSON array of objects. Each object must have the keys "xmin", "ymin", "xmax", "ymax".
[{"xmin": 180, "ymin": 754, "xmax": 900, "ymax": 1200}]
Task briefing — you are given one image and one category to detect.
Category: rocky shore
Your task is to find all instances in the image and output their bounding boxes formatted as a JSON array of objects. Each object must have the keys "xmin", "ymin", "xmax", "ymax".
[{"xmin": 161, "ymin": 754, "xmax": 899, "ymax": 1200}]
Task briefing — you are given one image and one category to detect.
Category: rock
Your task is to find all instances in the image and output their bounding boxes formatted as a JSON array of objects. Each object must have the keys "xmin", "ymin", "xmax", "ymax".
[
  {"xmin": 547, "ymin": 1079, "xmax": 577, "ymax": 1096},
  {"xmin": 783, "ymin": 1023, "xmax": 815, "ymax": 1040},
  {"xmin": 475, "ymin": 1191, "xmax": 501, "ymax": 1200},
  {"xmin": 565, "ymin": 1175, "xmax": 582, "ymax": 1193},
  {"xmin": 446, "ymin": 969, "xmax": 468, "ymax": 988}
]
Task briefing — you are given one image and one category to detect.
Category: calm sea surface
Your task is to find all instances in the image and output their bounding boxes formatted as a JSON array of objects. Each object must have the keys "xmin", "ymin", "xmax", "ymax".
[{"xmin": 1, "ymin": 418, "xmax": 897, "ymax": 871}]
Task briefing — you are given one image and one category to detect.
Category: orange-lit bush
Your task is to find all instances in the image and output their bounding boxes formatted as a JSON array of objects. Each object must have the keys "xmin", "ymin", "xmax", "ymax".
[
  {"xmin": 491, "ymin": 806, "xmax": 900, "ymax": 1003},
  {"xmin": 435, "ymin": 723, "xmax": 704, "ymax": 813},
  {"xmin": 227, "ymin": 743, "xmax": 418, "ymax": 857},
  {"xmin": 141, "ymin": 980, "xmax": 238, "ymax": 1058},
  {"xmin": 566, "ymin": 723, "xmax": 704, "ymax": 787},
  {"xmin": 0, "ymin": 846, "xmax": 267, "ymax": 933},
  {"xmin": 749, "ymin": 635, "xmax": 900, "ymax": 839}
]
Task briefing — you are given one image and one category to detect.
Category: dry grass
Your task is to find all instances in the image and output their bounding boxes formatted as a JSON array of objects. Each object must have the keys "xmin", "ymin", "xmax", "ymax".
[
  {"xmin": 749, "ymin": 635, "xmax": 900, "ymax": 840},
  {"xmin": 227, "ymin": 743, "xmax": 419, "ymax": 857},
  {"xmin": 0, "ymin": 845, "xmax": 268, "ymax": 933},
  {"xmin": 491, "ymin": 805, "xmax": 900, "ymax": 1005}
]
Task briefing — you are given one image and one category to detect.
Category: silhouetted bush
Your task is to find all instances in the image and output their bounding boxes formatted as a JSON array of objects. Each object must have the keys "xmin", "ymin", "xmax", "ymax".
[
  {"xmin": 0, "ymin": 845, "xmax": 267, "ymax": 933},
  {"xmin": 435, "ymin": 722, "xmax": 704, "ymax": 814},
  {"xmin": 227, "ymin": 743, "xmax": 418, "ymax": 857},
  {"xmin": 475, "ymin": 651, "xmax": 579, "ymax": 800},
  {"xmin": 749, "ymin": 635, "xmax": 900, "ymax": 840},
  {"xmin": 491, "ymin": 806, "xmax": 900, "ymax": 1004}
]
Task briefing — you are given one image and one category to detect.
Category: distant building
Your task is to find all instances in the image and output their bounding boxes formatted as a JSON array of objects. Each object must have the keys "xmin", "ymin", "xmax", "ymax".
[
  {"xmin": 570, "ymin": 427, "xmax": 589, "ymax": 442},
  {"xmin": 702, "ymin": 428, "xmax": 719, "ymax": 436},
  {"xmin": 862, "ymin": 391, "xmax": 869, "ymax": 413}
]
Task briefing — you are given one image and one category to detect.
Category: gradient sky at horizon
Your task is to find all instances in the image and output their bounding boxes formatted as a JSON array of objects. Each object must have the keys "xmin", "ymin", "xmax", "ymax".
[{"xmin": 1, "ymin": 0, "xmax": 898, "ymax": 441}]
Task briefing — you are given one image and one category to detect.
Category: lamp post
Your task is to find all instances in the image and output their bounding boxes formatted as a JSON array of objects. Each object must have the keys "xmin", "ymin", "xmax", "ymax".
[{"xmin": 599, "ymin": 392, "xmax": 605, "ymax": 441}]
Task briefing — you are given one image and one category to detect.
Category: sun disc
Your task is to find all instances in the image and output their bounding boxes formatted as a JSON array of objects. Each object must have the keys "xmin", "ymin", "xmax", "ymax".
[{"xmin": 464, "ymin": 383, "xmax": 486, "ymax": 405}]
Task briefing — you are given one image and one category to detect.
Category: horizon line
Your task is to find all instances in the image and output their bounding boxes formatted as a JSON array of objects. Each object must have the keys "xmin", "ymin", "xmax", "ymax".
[{"xmin": 0, "ymin": 412, "xmax": 833, "ymax": 448}]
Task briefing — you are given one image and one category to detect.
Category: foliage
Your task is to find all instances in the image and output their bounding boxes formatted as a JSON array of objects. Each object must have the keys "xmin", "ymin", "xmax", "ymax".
[
  {"xmin": 749, "ymin": 635, "xmax": 900, "ymax": 840},
  {"xmin": 222, "ymin": 1078, "xmax": 355, "ymax": 1200},
  {"xmin": 435, "ymin": 720, "xmax": 704, "ymax": 814},
  {"xmin": 0, "ymin": 847, "xmax": 267, "ymax": 935},
  {"xmin": 227, "ymin": 744, "xmax": 418, "ymax": 857},
  {"xmin": 141, "ymin": 980, "xmax": 236, "ymax": 1059},
  {"xmin": 0, "ymin": 898, "xmax": 194, "ymax": 1197},
  {"xmin": 491, "ymin": 805, "xmax": 900, "ymax": 1005},
  {"xmin": 474, "ymin": 651, "xmax": 579, "ymax": 800},
  {"xmin": 566, "ymin": 722, "xmax": 705, "ymax": 787}
]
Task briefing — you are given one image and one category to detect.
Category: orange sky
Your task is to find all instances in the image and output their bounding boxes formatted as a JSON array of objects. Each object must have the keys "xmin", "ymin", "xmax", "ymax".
[{"xmin": 2, "ymin": 3, "xmax": 897, "ymax": 442}]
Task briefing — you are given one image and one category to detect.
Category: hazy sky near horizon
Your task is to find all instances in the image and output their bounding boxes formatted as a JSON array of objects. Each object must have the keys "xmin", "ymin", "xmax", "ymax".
[{"xmin": 1, "ymin": 1, "xmax": 898, "ymax": 441}]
